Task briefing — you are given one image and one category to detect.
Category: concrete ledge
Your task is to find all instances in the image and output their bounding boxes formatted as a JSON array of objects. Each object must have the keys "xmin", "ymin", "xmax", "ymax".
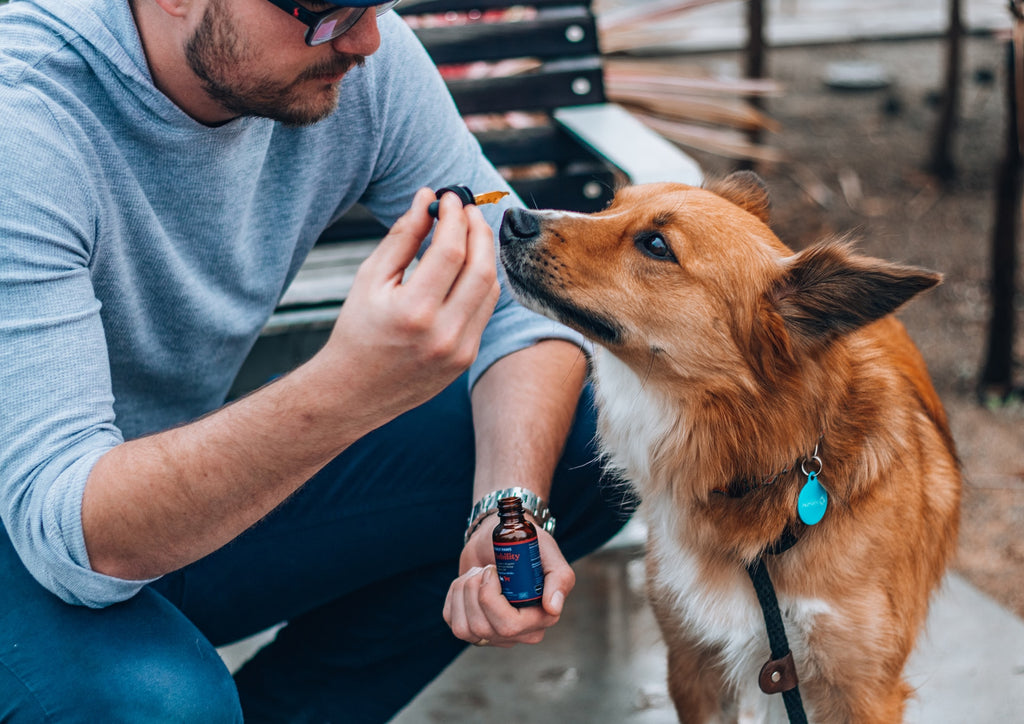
[
  {"xmin": 390, "ymin": 556, "xmax": 1024, "ymax": 723},
  {"xmin": 905, "ymin": 573, "xmax": 1024, "ymax": 722}
]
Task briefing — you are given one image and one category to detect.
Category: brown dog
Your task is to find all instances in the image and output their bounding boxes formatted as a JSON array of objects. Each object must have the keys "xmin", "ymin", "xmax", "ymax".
[{"xmin": 498, "ymin": 172, "xmax": 961, "ymax": 723}]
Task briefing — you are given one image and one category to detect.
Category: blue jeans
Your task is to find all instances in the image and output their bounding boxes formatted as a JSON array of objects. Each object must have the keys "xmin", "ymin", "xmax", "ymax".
[{"xmin": 0, "ymin": 376, "xmax": 628, "ymax": 722}]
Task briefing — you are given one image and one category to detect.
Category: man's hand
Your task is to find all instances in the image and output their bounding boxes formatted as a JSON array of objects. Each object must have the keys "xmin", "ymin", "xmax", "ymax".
[
  {"xmin": 322, "ymin": 187, "xmax": 500, "ymax": 425},
  {"xmin": 83, "ymin": 187, "xmax": 500, "ymax": 581},
  {"xmin": 442, "ymin": 339, "xmax": 589, "ymax": 648},
  {"xmin": 443, "ymin": 519, "xmax": 576, "ymax": 647}
]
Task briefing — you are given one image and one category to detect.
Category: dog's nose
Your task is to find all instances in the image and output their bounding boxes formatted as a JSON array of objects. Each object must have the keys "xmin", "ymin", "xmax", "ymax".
[{"xmin": 499, "ymin": 207, "xmax": 541, "ymax": 246}]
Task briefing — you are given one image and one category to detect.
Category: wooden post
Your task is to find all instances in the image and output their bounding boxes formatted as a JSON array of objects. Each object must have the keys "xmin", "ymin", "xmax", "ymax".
[
  {"xmin": 929, "ymin": 0, "xmax": 962, "ymax": 181},
  {"xmin": 739, "ymin": 0, "xmax": 766, "ymax": 171},
  {"xmin": 979, "ymin": 39, "xmax": 1021, "ymax": 400},
  {"xmin": 745, "ymin": 0, "xmax": 765, "ymax": 89}
]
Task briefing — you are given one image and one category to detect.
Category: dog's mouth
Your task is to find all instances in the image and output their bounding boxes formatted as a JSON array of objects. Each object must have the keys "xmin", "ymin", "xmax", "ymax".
[
  {"xmin": 504, "ymin": 261, "xmax": 622, "ymax": 345},
  {"xmin": 499, "ymin": 217, "xmax": 623, "ymax": 346}
]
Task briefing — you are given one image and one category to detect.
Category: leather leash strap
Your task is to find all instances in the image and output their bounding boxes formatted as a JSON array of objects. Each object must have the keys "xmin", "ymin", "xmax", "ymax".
[{"xmin": 744, "ymin": 529, "xmax": 808, "ymax": 724}]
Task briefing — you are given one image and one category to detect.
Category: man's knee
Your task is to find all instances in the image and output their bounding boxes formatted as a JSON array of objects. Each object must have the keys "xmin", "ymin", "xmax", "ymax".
[
  {"xmin": 0, "ymin": 561, "xmax": 242, "ymax": 724},
  {"xmin": 88, "ymin": 647, "xmax": 242, "ymax": 723},
  {"xmin": 0, "ymin": 639, "xmax": 242, "ymax": 723}
]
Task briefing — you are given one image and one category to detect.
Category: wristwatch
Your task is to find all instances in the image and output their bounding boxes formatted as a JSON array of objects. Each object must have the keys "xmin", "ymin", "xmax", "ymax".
[{"xmin": 464, "ymin": 486, "xmax": 556, "ymax": 544}]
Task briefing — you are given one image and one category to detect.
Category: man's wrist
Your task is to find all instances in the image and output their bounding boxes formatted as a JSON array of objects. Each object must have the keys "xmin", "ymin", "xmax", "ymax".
[
  {"xmin": 464, "ymin": 486, "xmax": 556, "ymax": 545},
  {"xmin": 464, "ymin": 510, "xmax": 499, "ymax": 544}
]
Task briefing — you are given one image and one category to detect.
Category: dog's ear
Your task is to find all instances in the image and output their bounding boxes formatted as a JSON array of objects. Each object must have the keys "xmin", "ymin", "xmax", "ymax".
[
  {"xmin": 771, "ymin": 240, "xmax": 941, "ymax": 344},
  {"xmin": 745, "ymin": 299, "xmax": 797, "ymax": 384},
  {"xmin": 705, "ymin": 171, "xmax": 771, "ymax": 224}
]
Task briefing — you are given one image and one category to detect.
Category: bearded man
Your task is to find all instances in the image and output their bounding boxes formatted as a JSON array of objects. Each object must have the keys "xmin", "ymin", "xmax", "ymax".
[{"xmin": 0, "ymin": 1, "xmax": 626, "ymax": 720}]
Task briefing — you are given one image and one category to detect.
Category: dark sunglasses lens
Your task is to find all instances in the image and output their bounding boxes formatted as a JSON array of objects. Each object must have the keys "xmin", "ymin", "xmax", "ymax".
[{"xmin": 307, "ymin": 7, "xmax": 366, "ymax": 46}]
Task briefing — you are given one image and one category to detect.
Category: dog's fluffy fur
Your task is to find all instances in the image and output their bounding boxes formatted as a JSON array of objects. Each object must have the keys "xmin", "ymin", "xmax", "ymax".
[{"xmin": 499, "ymin": 173, "xmax": 961, "ymax": 723}]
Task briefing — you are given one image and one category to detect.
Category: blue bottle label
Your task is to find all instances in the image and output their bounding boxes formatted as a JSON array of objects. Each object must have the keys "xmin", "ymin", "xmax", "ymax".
[{"xmin": 493, "ymin": 537, "xmax": 544, "ymax": 605}]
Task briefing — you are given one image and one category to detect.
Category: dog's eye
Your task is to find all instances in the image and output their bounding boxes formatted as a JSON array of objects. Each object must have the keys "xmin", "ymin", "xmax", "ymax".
[{"xmin": 636, "ymin": 233, "xmax": 675, "ymax": 261}]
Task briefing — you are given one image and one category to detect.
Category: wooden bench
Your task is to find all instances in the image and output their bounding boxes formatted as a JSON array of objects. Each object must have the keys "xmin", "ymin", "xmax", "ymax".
[{"xmin": 229, "ymin": 0, "xmax": 702, "ymax": 396}]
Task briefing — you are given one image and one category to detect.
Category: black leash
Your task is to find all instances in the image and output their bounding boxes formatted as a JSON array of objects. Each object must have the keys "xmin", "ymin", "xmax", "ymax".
[{"xmin": 744, "ymin": 528, "xmax": 808, "ymax": 724}]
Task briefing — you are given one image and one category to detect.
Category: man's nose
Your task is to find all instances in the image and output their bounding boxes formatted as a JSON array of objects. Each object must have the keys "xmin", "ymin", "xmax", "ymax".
[{"xmin": 330, "ymin": 9, "xmax": 382, "ymax": 57}]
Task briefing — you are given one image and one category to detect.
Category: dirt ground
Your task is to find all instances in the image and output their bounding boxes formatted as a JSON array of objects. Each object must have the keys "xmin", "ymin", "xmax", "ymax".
[{"xmin": 682, "ymin": 34, "xmax": 1024, "ymax": 617}]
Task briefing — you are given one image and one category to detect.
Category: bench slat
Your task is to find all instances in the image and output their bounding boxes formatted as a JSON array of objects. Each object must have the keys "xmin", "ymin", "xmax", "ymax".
[
  {"xmin": 412, "ymin": 8, "xmax": 598, "ymax": 65},
  {"xmin": 446, "ymin": 57, "xmax": 605, "ymax": 114},
  {"xmin": 277, "ymin": 241, "xmax": 379, "ymax": 309},
  {"xmin": 399, "ymin": 0, "xmax": 590, "ymax": 15},
  {"xmin": 474, "ymin": 124, "xmax": 595, "ymax": 167}
]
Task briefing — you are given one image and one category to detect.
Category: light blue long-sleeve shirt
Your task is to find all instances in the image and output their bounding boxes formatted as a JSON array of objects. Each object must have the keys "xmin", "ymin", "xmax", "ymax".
[{"xmin": 0, "ymin": 0, "xmax": 583, "ymax": 607}]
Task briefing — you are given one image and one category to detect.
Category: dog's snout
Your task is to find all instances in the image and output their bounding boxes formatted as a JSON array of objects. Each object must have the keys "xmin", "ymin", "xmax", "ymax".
[{"xmin": 499, "ymin": 207, "xmax": 542, "ymax": 246}]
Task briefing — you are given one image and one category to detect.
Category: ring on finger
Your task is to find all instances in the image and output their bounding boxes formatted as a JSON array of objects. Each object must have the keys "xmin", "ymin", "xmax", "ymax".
[{"xmin": 472, "ymin": 638, "xmax": 490, "ymax": 647}]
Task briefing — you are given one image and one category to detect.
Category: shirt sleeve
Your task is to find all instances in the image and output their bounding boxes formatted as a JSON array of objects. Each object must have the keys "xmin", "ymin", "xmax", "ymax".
[
  {"xmin": 356, "ymin": 15, "xmax": 588, "ymax": 390},
  {"xmin": 0, "ymin": 85, "xmax": 157, "ymax": 607}
]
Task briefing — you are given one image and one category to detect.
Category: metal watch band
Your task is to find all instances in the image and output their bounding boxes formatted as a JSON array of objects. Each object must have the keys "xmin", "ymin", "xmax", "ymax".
[{"xmin": 463, "ymin": 486, "xmax": 556, "ymax": 544}]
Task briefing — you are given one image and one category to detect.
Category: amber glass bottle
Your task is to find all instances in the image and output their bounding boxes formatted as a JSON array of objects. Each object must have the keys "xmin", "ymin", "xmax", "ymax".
[{"xmin": 492, "ymin": 496, "xmax": 545, "ymax": 607}]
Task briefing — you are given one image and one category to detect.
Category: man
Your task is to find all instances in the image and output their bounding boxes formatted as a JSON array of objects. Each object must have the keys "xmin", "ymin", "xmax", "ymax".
[{"xmin": 0, "ymin": 0, "xmax": 626, "ymax": 721}]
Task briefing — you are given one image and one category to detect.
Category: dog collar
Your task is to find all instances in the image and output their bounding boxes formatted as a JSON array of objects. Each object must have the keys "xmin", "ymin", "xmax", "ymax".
[
  {"xmin": 712, "ymin": 438, "xmax": 826, "ymax": 522},
  {"xmin": 712, "ymin": 466, "xmax": 792, "ymax": 498}
]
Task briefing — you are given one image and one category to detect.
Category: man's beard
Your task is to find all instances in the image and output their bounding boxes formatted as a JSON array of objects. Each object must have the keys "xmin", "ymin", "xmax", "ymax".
[{"xmin": 184, "ymin": 0, "xmax": 365, "ymax": 127}]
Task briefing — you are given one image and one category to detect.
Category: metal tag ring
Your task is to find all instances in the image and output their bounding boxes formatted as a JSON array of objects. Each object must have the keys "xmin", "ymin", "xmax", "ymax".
[{"xmin": 801, "ymin": 455, "xmax": 823, "ymax": 476}]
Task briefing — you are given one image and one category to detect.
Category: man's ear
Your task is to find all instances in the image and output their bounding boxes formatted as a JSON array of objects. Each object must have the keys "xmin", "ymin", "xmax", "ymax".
[
  {"xmin": 705, "ymin": 171, "xmax": 771, "ymax": 224},
  {"xmin": 770, "ymin": 239, "xmax": 941, "ymax": 344},
  {"xmin": 149, "ymin": 0, "xmax": 193, "ymax": 19}
]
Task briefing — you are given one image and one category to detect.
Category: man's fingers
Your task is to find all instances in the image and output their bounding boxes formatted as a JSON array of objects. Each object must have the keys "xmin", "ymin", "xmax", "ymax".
[
  {"xmin": 432, "ymin": 204, "xmax": 499, "ymax": 346},
  {"xmin": 404, "ymin": 193, "xmax": 486, "ymax": 304},
  {"xmin": 443, "ymin": 567, "xmax": 477, "ymax": 640},
  {"xmin": 364, "ymin": 187, "xmax": 435, "ymax": 282},
  {"xmin": 478, "ymin": 565, "xmax": 556, "ymax": 641},
  {"xmin": 537, "ymin": 535, "xmax": 576, "ymax": 617},
  {"xmin": 443, "ymin": 204, "xmax": 499, "ymax": 309},
  {"xmin": 445, "ymin": 567, "xmax": 494, "ymax": 644},
  {"xmin": 445, "ymin": 564, "xmax": 559, "ymax": 646},
  {"xmin": 442, "ymin": 573, "xmax": 457, "ymax": 625},
  {"xmin": 445, "ymin": 287, "xmax": 497, "ymax": 371},
  {"xmin": 462, "ymin": 565, "xmax": 500, "ymax": 641}
]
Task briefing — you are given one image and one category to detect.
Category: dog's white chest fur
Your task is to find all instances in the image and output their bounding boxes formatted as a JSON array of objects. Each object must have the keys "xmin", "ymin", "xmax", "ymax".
[
  {"xmin": 590, "ymin": 348, "xmax": 679, "ymax": 489},
  {"xmin": 592, "ymin": 349, "xmax": 833, "ymax": 723}
]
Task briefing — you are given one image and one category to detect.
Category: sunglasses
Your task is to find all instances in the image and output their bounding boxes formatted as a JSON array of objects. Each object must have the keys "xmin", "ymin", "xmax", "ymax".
[{"xmin": 265, "ymin": 1, "xmax": 401, "ymax": 47}]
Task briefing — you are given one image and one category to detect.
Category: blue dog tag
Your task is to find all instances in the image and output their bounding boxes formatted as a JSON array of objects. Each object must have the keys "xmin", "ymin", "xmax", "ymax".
[{"xmin": 798, "ymin": 471, "xmax": 828, "ymax": 525}]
